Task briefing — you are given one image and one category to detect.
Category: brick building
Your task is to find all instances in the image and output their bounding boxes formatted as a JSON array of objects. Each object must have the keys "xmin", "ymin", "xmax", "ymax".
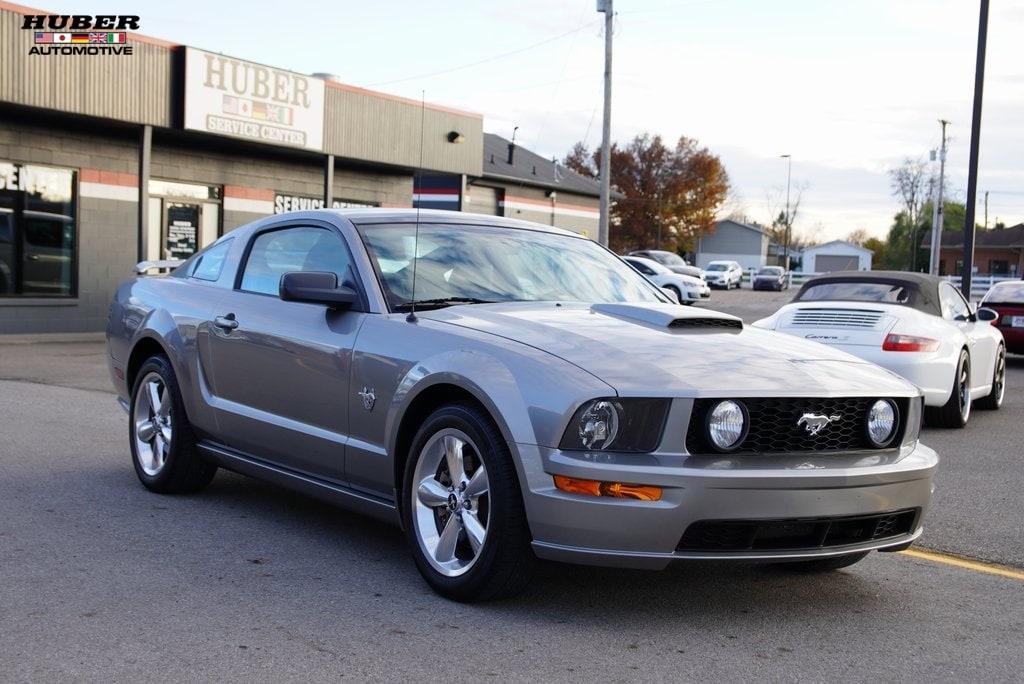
[{"xmin": 923, "ymin": 225, "xmax": 1024, "ymax": 277}]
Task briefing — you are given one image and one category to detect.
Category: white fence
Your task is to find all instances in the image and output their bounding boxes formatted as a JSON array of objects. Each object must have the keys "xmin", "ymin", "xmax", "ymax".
[{"xmin": 739, "ymin": 269, "xmax": 1020, "ymax": 299}]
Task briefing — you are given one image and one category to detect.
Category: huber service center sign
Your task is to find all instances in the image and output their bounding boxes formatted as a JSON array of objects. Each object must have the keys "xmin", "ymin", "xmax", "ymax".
[{"xmin": 184, "ymin": 47, "xmax": 325, "ymax": 151}]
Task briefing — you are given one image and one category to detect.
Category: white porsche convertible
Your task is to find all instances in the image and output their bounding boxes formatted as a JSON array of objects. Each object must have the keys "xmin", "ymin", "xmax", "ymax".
[{"xmin": 753, "ymin": 271, "xmax": 1006, "ymax": 428}]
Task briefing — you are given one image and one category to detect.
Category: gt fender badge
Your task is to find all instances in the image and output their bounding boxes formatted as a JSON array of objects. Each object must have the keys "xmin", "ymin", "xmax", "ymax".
[
  {"xmin": 797, "ymin": 412, "xmax": 841, "ymax": 436},
  {"xmin": 358, "ymin": 387, "xmax": 375, "ymax": 412}
]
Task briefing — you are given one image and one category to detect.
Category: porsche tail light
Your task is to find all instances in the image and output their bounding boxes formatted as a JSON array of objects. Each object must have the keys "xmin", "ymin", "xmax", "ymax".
[{"xmin": 882, "ymin": 333, "xmax": 939, "ymax": 352}]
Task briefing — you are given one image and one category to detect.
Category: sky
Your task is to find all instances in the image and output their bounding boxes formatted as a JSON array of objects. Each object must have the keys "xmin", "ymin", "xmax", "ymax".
[{"xmin": 48, "ymin": 0, "xmax": 1024, "ymax": 241}]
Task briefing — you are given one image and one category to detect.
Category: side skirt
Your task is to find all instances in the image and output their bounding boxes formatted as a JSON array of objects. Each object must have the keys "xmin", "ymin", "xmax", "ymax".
[{"xmin": 197, "ymin": 441, "xmax": 400, "ymax": 526}]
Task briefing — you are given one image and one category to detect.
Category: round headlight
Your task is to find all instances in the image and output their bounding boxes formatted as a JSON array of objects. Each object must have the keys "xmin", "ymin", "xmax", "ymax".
[
  {"xmin": 707, "ymin": 400, "xmax": 747, "ymax": 451},
  {"xmin": 578, "ymin": 400, "xmax": 620, "ymax": 450},
  {"xmin": 866, "ymin": 399, "xmax": 898, "ymax": 447}
]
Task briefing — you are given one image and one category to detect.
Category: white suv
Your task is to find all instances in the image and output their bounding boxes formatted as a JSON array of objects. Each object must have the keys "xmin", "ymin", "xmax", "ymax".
[{"xmin": 704, "ymin": 260, "xmax": 743, "ymax": 289}]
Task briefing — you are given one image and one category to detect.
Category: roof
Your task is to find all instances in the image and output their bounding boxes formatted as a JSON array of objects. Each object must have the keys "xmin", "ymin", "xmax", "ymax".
[
  {"xmin": 921, "ymin": 223, "xmax": 1024, "ymax": 249},
  {"xmin": 480, "ymin": 133, "xmax": 606, "ymax": 197},
  {"xmin": 714, "ymin": 219, "xmax": 768, "ymax": 236},
  {"xmin": 801, "ymin": 239, "xmax": 873, "ymax": 255},
  {"xmin": 323, "ymin": 207, "xmax": 583, "ymax": 238},
  {"xmin": 797, "ymin": 270, "xmax": 944, "ymax": 316}
]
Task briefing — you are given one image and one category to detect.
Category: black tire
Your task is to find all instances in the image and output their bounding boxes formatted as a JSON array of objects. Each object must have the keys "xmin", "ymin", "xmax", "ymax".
[
  {"xmin": 778, "ymin": 551, "xmax": 870, "ymax": 573},
  {"xmin": 401, "ymin": 403, "xmax": 536, "ymax": 602},
  {"xmin": 925, "ymin": 350, "xmax": 971, "ymax": 428},
  {"xmin": 667, "ymin": 285, "xmax": 682, "ymax": 303},
  {"xmin": 129, "ymin": 354, "xmax": 217, "ymax": 493},
  {"xmin": 976, "ymin": 345, "xmax": 1006, "ymax": 410}
]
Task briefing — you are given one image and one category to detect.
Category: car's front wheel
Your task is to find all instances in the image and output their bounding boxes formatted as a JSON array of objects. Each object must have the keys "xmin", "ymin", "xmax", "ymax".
[
  {"xmin": 402, "ymin": 403, "xmax": 536, "ymax": 602},
  {"xmin": 129, "ymin": 355, "xmax": 217, "ymax": 493},
  {"xmin": 976, "ymin": 344, "xmax": 1005, "ymax": 410}
]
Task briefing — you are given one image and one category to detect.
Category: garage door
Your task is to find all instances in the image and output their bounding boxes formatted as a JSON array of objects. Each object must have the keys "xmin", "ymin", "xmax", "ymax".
[
  {"xmin": 467, "ymin": 186, "xmax": 500, "ymax": 216},
  {"xmin": 815, "ymin": 255, "xmax": 859, "ymax": 273}
]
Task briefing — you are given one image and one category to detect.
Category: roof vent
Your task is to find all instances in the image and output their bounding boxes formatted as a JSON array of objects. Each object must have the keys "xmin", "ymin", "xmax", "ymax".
[
  {"xmin": 311, "ymin": 72, "xmax": 340, "ymax": 82},
  {"xmin": 507, "ymin": 143, "xmax": 515, "ymax": 164}
]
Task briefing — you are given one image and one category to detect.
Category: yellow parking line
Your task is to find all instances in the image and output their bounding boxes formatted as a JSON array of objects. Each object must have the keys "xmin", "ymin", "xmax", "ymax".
[{"xmin": 900, "ymin": 548, "xmax": 1024, "ymax": 581}]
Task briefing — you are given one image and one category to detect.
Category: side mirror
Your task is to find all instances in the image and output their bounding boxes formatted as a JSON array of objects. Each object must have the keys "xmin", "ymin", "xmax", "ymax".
[
  {"xmin": 662, "ymin": 285, "xmax": 681, "ymax": 304},
  {"xmin": 279, "ymin": 271, "xmax": 357, "ymax": 309},
  {"xmin": 976, "ymin": 307, "xmax": 998, "ymax": 323}
]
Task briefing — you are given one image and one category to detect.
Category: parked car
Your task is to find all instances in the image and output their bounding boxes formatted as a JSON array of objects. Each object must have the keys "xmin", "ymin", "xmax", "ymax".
[
  {"xmin": 623, "ymin": 255, "xmax": 709, "ymax": 304},
  {"xmin": 980, "ymin": 280, "xmax": 1024, "ymax": 355},
  {"xmin": 753, "ymin": 266, "xmax": 789, "ymax": 291},
  {"xmin": 628, "ymin": 249, "xmax": 703, "ymax": 279},
  {"xmin": 107, "ymin": 210, "xmax": 936, "ymax": 602},
  {"xmin": 704, "ymin": 260, "xmax": 743, "ymax": 289},
  {"xmin": 752, "ymin": 271, "xmax": 1005, "ymax": 428}
]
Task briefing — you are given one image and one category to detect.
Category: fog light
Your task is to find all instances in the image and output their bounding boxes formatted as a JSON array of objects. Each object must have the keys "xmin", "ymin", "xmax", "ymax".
[
  {"xmin": 553, "ymin": 475, "xmax": 662, "ymax": 501},
  {"xmin": 866, "ymin": 399, "xmax": 898, "ymax": 447},
  {"xmin": 707, "ymin": 400, "xmax": 747, "ymax": 451}
]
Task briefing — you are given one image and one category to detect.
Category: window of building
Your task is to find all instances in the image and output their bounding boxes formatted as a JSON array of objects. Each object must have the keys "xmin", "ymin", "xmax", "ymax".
[
  {"xmin": 0, "ymin": 162, "xmax": 76, "ymax": 297},
  {"xmin": 240, "ymin": 226, "xmax": 354, "ymax": 296},
  {"xmin": 989, "ymin": 260, "xmax": 1009, "ymax": 276}
]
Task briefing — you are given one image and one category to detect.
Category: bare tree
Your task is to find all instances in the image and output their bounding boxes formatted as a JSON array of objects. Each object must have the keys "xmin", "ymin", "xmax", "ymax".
[
  {"xmin": 764, "ymin": 182, "xmax": 807, "ymax": 246},
  {"xmin": 846, "ymin": 228, "xmax": 871, "ymax": 246},
  {"xmin": 889, "ymin": 158, "xmax": 928, "ymax": 227}
]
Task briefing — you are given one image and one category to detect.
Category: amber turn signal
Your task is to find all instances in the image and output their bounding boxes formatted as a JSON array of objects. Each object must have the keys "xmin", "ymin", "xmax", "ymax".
[{"xmin": 553, "ymin": 475, "xmax": 662, "ymax": 501}]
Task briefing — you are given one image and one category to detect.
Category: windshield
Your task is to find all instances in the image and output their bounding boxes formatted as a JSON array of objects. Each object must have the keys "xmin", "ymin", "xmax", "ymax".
[
  {"xmin": 357, "ymin": 222, "xmax": 669, "ymax": 310},
  {"xmin": 757, "ymin": 267, "xmax": 783, "ymax": 275},
  {"xmin": 649, "ymin": 251, "xmax": 685, "ymax": 266},
  {"xmin": 797, "ymin": 281, "xmax": 914, "ymax": 304},
  {"xmin": 982, "ymin": 282, "xmax": 1024, "ymax": 305},
  {"xmin": 706, "ymin": 263, "xmax": 728, "ymax": 271}
]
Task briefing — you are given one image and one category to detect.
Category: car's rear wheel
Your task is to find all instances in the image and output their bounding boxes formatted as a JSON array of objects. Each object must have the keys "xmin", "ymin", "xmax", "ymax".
[
  {"xmin": 778, "ymin": 551, "xmax": 870, "ymax": 572},
  {"xmin": 926, "ymin": 350, "xmax": 971, "ymax": 428},
  {"xmin": 129, "ymin": 355, "xmax": 217, "ymax": 493},
  {"xmin": 976, "ymin": 344, "xmax": 1006, "ymax": 410},
  {"xmin": 402, "ymin": 403, "xmax": 535, "ymax": 602}
]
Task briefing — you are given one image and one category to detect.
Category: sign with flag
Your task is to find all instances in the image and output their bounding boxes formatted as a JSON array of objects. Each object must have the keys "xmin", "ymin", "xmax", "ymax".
[{"xmin": 34, "ymin": 32, "xmax": 126, "ymax": 44}]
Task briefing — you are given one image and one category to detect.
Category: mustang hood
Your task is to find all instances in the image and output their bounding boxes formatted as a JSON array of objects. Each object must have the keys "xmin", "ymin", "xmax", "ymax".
[{"xmin": 424, "ymin": 302, "xmax": 916, "ymax": 397}]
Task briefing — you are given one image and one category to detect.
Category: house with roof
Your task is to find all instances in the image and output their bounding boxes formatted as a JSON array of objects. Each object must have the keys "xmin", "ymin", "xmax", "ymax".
[
  {"xmin": 413, "ymin": 133, "xmax": 607, "ymax": 238},
  {"xmin": 921, "ymin": 224, "xmax": 1024, "ymax": 276},
  {"xmin": 695, "ymin": 219, "xmax": 769, "ymax": 270},
  {"xmin": 800, "ymin": 240, "xmax": 873, "ymax": 273}
]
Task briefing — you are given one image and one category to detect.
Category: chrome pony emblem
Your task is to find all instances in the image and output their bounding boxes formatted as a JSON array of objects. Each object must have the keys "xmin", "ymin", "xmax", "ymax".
[
  {"xmin": 358, "ymin": 387, "xmax": 376, "ymax": 412},
  {"xmin": 797, "ymin": 412, "xmax": 841, "ymax": 436}
]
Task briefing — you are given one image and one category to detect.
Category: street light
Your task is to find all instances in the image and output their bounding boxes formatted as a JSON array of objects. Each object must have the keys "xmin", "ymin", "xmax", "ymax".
[{"xmin": 780, "ymin": 154, "xmax": 792, "ymax": 270}]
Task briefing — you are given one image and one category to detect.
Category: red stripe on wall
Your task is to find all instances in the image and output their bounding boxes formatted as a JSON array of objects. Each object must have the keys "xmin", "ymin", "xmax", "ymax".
[
  {"xmin": 223, "ymin": 185, "xmax": 274, "ymax": 201},
  {"xmin": 80, "ymin": 168, "xmax": 138, "ymax": 186}
]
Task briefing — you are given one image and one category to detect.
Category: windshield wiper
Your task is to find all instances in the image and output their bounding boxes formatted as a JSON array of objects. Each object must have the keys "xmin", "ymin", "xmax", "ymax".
[{"xmin": 394, "ymin": 297, "xmax": 496, "ymax": 312}]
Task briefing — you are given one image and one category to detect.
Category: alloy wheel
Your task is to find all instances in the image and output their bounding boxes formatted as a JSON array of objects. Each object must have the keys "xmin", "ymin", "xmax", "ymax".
[
  {"xmin": 133, "ymin": 371, "xmax": 172, "ymax": 476},
  {"xmin": 958, "ymin": 358, "xmax": 971, "ymax": 423},
  {"xmin": 411, "ymin": 429, "xmax": 490, "ymax": 577},
  {"xmin": 993, "ymin": 348, "xmax": 1006, "ymax": 406}
]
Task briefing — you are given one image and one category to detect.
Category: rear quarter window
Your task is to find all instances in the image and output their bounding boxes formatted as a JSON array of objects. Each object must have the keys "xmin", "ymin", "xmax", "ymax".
[{"xmin": 190, "ymin": 239, "xmax": 233, "ymax": 282}]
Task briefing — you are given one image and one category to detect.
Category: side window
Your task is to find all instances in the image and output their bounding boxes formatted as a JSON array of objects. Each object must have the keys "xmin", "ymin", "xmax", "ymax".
[
  {"xmin": 631, "ymin": 261, "xmax": 654, "ymax": 275},
  {"xmin": 940, "ymin": 283, "xmax": 971, "ymax": 320},
  {"xmin": 190, "ymin": 239, "xmax": 233, "ymax": 282},
  {"xmin": 240, "ymin": 226, "xmax": 354, "ymax": 297}
]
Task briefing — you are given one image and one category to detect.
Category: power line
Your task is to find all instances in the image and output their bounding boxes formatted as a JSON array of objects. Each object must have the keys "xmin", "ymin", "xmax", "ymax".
[{"xmin": 365, "ymin": 20, "xmax": 601, "ymax": 87}]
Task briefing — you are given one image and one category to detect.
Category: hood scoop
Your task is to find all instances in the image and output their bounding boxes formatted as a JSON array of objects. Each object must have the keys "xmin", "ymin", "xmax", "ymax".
[{"xmin": 590, "ymin": 303, "xmax": 743, "ymax": 331}]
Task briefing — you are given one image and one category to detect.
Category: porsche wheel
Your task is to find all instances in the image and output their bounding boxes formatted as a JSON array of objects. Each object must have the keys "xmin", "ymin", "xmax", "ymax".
[
  {"xmin": 402, "ymin": 403, "xmax": 535, "ymax": 602},
  {"xmin": 926, "ymin": 350, "xmax": 971, "ymax": 428},
  {"xmin": 976, "ymin": 344, "xmax": 1006, "ymax": 410}
]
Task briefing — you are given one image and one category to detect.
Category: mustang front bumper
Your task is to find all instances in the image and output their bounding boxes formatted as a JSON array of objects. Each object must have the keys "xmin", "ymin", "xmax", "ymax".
[{"xmin": 515, "ymin": 441, "xmax": 937, "ymax": 569}]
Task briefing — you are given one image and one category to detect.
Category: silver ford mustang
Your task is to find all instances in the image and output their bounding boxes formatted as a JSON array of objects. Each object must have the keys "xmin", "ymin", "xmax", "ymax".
[{"xmin": 106, "ymin": 209, "xmax": 937, "ymax": 601}]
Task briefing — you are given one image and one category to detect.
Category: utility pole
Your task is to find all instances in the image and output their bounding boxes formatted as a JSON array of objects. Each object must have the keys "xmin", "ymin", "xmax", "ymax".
[
  {"xmin": 597, "ymin": 0, "xmax": 613, "ymax": 246},
  {"xmin": 984, "ymin": 190, "xmax": 989, "ymax": 229},
  {"xmin": 781, "ymin": 154, "xmax": 792, "ymax": 270},
  {"xmin": 929, "ymin": 120, "xmax": 949, "ymax": 275},
  {"xmin": 962, "ymin": 0, "xmax": 989, "ymax": 300}
]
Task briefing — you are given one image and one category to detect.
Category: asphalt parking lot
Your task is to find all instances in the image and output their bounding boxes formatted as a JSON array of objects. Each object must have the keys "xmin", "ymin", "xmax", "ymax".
[{"xmin": 2, "ymin": 298, "xmax": 1023, "ymax": 681}]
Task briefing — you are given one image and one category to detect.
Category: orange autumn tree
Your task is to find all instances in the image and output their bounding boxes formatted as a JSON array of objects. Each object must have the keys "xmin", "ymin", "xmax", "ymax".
[{"xmin": 564, "ymin": 134, "xmax": 729, "ymax": 254}]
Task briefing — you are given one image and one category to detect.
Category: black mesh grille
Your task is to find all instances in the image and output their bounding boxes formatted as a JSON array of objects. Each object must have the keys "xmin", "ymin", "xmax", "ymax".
[
  {"xmin": 686, "ymin": 397, "xmax": 907, "ymax": 455},
  {"xmin": 669, "ymin": 318, "xmax": 742, "ymax": 330},
  {"xmin": 677, "ymin": 509, "xmax": 918, "ymax": 551}
]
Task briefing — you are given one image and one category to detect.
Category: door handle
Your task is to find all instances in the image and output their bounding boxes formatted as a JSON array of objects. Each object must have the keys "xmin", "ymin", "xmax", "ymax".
[{"xmin": 213, "ymin": 314, "xmax": 238, "ymax": 331}]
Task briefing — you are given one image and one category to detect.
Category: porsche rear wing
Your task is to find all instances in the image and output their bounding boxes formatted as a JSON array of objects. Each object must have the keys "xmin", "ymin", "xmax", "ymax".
[{"xmin": 134, "ymin": 259, "xmax": 184, "ymax": 275}]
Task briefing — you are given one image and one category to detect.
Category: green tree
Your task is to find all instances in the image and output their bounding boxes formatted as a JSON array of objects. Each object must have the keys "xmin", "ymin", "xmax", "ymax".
[{"xmin": 883, "ymin": 200, "xmax": 967, "ymax": 271}]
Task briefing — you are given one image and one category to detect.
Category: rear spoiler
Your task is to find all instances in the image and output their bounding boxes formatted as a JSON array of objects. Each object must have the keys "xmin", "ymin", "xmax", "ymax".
[{"xmin": 134, "ymin": 259, "xmax": 184, "ymax": 275}]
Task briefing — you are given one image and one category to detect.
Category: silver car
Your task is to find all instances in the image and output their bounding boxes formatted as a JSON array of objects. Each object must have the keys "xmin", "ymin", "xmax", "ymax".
[{"xmin": 106, "ymin": 209, "xmax": 937, "ymax": 601}]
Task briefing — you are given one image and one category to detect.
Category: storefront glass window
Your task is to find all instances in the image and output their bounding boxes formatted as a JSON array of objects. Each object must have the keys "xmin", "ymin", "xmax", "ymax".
[{"xmin": 0, "ymin": 162, "xmax": 76, "ymax": 297}]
